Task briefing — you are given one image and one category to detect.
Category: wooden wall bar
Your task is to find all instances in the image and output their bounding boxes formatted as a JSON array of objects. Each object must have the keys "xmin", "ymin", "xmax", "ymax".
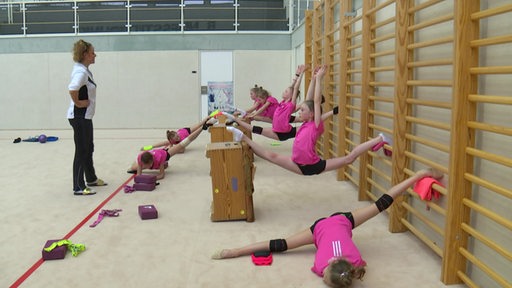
[
  {"xmin": 443, "ymin": 0, "xmax": 478, "ymax": 284},
  {"xmin": 304, "ymin": 1, "xmax": 512, "ymax": 287},
  {"xmin": 389, "ymin": 0, "xmax": 410, "ymax": 233}
]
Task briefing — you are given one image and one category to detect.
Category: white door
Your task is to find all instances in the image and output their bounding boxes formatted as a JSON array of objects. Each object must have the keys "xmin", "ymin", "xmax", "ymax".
[{"xmin": 200, "ymin": 51, "xmax": 233, "ymax": 117}]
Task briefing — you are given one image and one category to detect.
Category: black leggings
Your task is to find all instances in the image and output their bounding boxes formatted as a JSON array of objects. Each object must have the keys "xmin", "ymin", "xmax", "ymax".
[
  {"xmin": 297, "ymin": 159, "xmax": 326, "ymax": 176},
  {"xmin": 69, "ymin": 118, "xmax": 97, "ymax": 191},
  {"xmin": 310, "ymin": 212, "xmax": 355, "ymax": 233}
]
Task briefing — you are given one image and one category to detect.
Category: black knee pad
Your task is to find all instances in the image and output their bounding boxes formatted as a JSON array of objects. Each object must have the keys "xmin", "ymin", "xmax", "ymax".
[
  {"xmin": 252, "ymin": 126, "xmax": 263, "ymax": 135},
  {"xmin": 269, "ymin": 239, "xmax": 288, "ymax": 252},
  {"xmin": 375, "ymin": 194, "xmax": 394, "ymax": 212}
]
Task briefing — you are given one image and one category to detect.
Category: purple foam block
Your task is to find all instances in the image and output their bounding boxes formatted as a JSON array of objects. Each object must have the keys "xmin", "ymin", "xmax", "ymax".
[
  {"xmin": 42, "ymin": 240, "xmax": 67, "ymax": 260},
  {"xmin": 139, "ymin": 204, "xmax": 158, "ymax": 220},
  {"xmin": 134, "ymin": 174, "xmax": 157, "ymax": 184},
  {"xmin": 133, "ymin": 182, "xmax": 156, "ymax": 191}
]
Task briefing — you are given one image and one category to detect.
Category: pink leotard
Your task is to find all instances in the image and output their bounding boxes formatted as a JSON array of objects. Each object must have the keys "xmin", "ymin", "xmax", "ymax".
[
  {"xmin": 292, "ymin": 121, "xmax": 324, "ymax": 165},
  {"xmin": 259, "ymin": 96, "xmax": 279, "ymax": 118},
  {"xmin": 169, "ymin": 128, "xmax": 190, "ymax": 145},
  {"xmin": 311, "ymin": 215, "xmax": 366, "ymax": 277},
  {"xmin": 137, "ymin": 149, "xmax": 168, "ymax": 169},
  {"xmin": 272, "ymin": 101, "xmax": 296, "ymax": 133}
]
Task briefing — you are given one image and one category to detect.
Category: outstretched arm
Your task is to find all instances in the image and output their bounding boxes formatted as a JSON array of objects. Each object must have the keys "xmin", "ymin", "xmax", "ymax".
[
  {"xmin": 190, "ymin": 115, "xmax": 211, "ymax": 132},
  {"xmin": 314, "ymin": 65, "xmax": 327, "ymax": 127},
  {"xmin": 320, "ymin": 106, "xmax": 339, "ymax": 121},
  {"xmin": 167, "ymin": 124, "xmax": 205, "ymax": 157},
  {"xmin": 242, "ymin": 102, "xmax": 260, "ymax": 115},
  {"xmin": 289, "ymin": 65, "xmax": 304, "ymax": 88},
  {"xmin": 306, "ymin": 66, "xmax": 320, "ymax": 101},
  {"xmin": 156, "ymin": 163, "xmax": 166, "ymax": 180},
  {"xmin": 321, "ymin": 110, "xmax": 333, "ymax": 121},
  {"xmin": 291, "ymin": 64, "xmax": 307, "ymax": 107},
  {"xmin": 248, "ymin": 101, "xmax": 270, "ymax": 118},
  {"xmin": 136, "ymin": 162, "xmax": 143, "ymax": 176}
]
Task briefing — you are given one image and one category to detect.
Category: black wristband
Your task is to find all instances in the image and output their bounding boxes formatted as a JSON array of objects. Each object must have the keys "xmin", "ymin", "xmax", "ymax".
[
  {"xmin": 375, "ymin": 194, "xmax": 394, "ymax": 212},
  {"xmin": 295, "ymin": 73, "xmax": 300, "ymax": 77}
]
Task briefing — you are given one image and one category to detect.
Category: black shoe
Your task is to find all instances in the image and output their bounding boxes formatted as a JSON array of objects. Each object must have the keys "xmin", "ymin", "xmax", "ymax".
[{"xmin": 13, "ymin": 137, "xmax": 21, "ymax": 143}]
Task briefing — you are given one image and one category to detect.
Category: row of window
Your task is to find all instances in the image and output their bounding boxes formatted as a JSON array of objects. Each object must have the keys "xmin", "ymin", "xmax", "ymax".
[{"xmin": 0, "ymin": 0, "xmax": 314, "ymax": 35}]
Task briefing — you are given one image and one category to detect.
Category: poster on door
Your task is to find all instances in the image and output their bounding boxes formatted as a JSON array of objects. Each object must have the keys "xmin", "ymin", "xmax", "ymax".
[{"xmin": 207, "ymin": 81, "xmax": 233, "ymax": 115}]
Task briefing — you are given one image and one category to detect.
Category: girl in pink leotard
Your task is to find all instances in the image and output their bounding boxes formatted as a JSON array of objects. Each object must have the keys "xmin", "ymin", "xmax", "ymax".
[
  {"xmin": 228, "ymin": 65, "xmax": 388, "ymax": 176},
  {"xmin": 212, "ymin": 169, "xmax": 443, "ymax": 287}
]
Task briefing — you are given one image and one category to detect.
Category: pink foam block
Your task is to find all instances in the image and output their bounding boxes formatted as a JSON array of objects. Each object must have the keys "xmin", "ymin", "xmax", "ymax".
[
  {"xmin": 139, "ymin": 204, "xmax": 158, "ymax": 220},
  {"xmin": 134, "ymin": 174, "xmax": 156, "ymax": 184},
  {"xmin": 133, "ymin": 182, "xmax": 155, "ymax": 191},
  {"xmin": 42, "ymin": 240, "xmax": 67, "ymax": 260}
]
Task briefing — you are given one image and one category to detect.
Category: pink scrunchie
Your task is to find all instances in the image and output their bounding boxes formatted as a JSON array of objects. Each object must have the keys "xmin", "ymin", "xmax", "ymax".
[{"xmin": 413, "ymin": 177, "xmax": 443, "ymax": 201}]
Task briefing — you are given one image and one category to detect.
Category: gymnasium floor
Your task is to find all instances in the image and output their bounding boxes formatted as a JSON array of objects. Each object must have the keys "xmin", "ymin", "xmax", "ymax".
[{"xmin": 1, "ymin": 128, "xmax": 466, "ymax": 288}]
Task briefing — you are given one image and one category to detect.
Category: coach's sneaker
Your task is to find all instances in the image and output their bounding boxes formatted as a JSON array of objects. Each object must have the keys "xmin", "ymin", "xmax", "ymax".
[
  {"xmin": 74, "ymin": 187, "xmax": 96, "ymax": 196},
  {"xmin": 87, "ymin": 179, "xmax": 108, "ymax": 186},
  {"xmin": 226, "ymin": 126, "xmax": 244, "ymax": 142}
]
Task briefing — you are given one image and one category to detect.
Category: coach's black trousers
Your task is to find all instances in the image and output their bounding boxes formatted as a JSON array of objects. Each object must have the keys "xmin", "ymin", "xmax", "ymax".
[{"xmin": 69, "ymin": 118, "xmax": 97, "ymax": 191}]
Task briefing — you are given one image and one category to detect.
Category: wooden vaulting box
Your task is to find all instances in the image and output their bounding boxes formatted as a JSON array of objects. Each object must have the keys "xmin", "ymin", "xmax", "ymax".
[
  {"xmin": 208, "ymin": 118, "xmax": 254, "ymax": 162},
  {"xmin": 208, "ymin": 124, "xmax": 233, "ymax": 143},
  {"xmin": 206, "ymin": 141, "xmax": 254, "ymax": 222}
]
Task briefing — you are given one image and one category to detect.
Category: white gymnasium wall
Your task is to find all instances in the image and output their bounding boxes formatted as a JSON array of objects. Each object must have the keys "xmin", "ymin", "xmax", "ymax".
[
  {"xmin": 233, "ymin": 50, "xmax": 291, "ymax": 112},
  {"xmin": 0, "ymin": 49, "xmax": 291, "ymax": 130}
]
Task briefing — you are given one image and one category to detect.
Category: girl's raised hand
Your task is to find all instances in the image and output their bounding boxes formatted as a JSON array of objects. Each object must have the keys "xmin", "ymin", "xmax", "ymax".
[
  {"xmin": 298, "ymin": 64, "xmax": 307, "ymax": 74},
  {"xmin": 312, "ymin": 65, "xmax": 321, "ymax": 77},
  {"xmin": 316, "ymin": 65, "xmax": 328, "ymax": 78}
]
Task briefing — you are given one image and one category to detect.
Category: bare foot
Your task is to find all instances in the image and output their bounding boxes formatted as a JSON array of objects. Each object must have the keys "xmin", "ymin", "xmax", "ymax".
[{"xmin": 211, "ymin": 249, "xmax": 236, "ymax": 260}]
